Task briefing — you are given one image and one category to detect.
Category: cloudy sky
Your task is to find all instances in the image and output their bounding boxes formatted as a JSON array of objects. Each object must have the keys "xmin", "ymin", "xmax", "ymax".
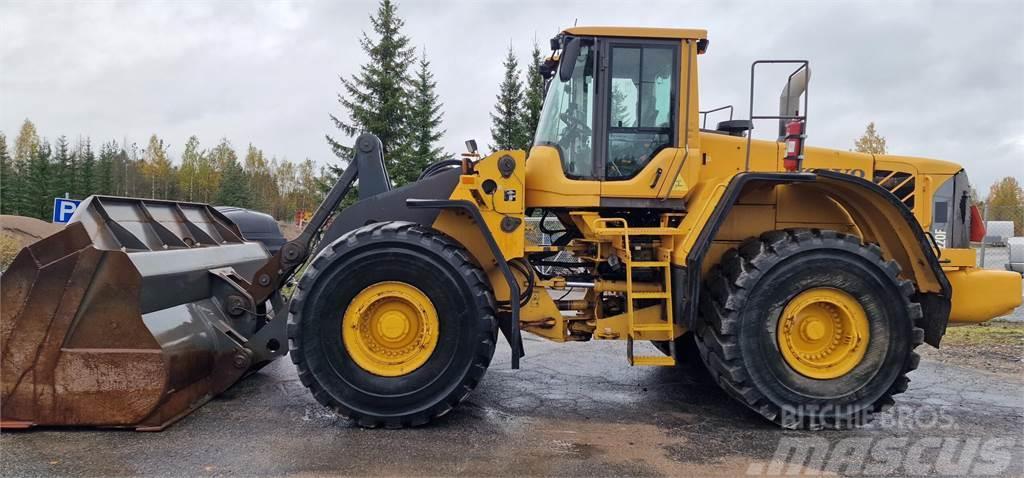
[{"xmin": 1, "ymin": 0, "xmax": 1021, "ymax": 192}]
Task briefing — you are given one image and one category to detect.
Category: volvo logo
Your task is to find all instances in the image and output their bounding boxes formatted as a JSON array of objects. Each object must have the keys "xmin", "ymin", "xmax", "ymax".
[{"xmin": 799, "ymin": 168, "xmax": 866, "ymax": 178}]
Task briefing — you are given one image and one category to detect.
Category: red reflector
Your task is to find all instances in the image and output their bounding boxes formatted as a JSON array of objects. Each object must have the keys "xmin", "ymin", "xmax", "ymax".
[{"xmin": 970, "ymin": 205, "xmax": 986, "ymax": 242}]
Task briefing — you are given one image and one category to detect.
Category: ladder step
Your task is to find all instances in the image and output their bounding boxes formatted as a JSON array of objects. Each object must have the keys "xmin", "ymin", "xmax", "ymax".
[
  {"xmin": 630, "ymin": 261, "xmax": 669, "ymax": 267},
  {"xmin": 631, "ymin": 356, "xmax": 677, "ymax": 366},
  {"xmin": 593, "ymin": 227, "xmax": 681, "ymax": 236},
  {"xmin": 630, "ymin": 292, "xmax": 669, "ymax": 299},
  {"xmin": 631, "ymin": 324, "xmax": 674, "ymax": 332}
]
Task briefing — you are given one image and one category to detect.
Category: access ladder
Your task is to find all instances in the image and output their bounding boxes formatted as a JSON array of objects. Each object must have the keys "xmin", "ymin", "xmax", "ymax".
[{"xmin": 592, "ymin": 216, "xmax": 685, "ymax": 366}]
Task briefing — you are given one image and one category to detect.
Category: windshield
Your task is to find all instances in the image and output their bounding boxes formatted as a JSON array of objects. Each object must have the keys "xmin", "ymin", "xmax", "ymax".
[{"xmin": 534, "ymin": 43, "xmax": 594, "ymax": 178}]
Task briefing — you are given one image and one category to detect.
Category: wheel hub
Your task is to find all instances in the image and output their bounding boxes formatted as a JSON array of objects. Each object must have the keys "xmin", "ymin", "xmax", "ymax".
[
  {"xmin": 343, "ymin": 282, "xmax": 439, "ymax": 377},
  {"xmin": 777, "ymin": 287, "xmax": 870, "ymax": 379},
  {"xmin": 378, "ymin": 311, "xmax": 410, "ymax": 340}
]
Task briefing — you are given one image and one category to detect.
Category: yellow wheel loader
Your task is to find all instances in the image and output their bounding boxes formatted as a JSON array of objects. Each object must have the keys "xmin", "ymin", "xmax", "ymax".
[{"xmin": 2, "ymin": 26, "xmax": 1020, "ymax": 431}]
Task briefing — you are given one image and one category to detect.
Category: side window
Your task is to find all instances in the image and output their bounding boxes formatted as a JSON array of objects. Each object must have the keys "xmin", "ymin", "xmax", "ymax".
[{"xmin": 607, "ymin": 44, "xmax": 676, "ymax": 179}]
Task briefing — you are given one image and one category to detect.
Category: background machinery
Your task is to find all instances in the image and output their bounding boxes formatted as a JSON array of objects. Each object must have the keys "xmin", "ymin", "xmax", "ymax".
[{"xmin": 2, "ymin": 26, "xmax": 1020, "ymax": 430}]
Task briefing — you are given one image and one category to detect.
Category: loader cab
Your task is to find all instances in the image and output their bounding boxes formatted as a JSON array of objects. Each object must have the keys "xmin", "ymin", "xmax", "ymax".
[{"xmin": 526, "ymin": 27, "xmax": 707, "ymax": 209}]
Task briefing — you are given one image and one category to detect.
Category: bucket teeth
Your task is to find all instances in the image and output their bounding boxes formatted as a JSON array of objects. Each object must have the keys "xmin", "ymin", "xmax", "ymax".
[{"xmin": 1, "ymin": 196, "xmax": 283, "ymax": 430}]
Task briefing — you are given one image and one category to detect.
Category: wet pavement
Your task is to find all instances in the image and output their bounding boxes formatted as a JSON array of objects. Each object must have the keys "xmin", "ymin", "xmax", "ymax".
[{"xmin": 2, "ymin": 335, "xmax": 1022, "ymax": 477}]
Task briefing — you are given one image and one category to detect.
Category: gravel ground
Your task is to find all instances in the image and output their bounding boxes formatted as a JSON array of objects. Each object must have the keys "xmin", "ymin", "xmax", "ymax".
[
  {"xmin": 2, "ymin": 330, "xmax": 1022, "ymax": 477},
  {"xmin": 919, "ymin": 320, "xmax": 1024, "ymax": 376}
]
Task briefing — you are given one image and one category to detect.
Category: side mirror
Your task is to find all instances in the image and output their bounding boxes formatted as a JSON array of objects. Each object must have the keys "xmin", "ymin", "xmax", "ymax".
[
  {"xmin": 464, "ymin": 139, "xmax": 478, "ymax": 154},
  {"xmin": 558, "ymin": 37, "xmax": 580, "ymax": 82},
  {"xmin": 539, "ymin": 57, "xmax": 557, "ymax": 80}
]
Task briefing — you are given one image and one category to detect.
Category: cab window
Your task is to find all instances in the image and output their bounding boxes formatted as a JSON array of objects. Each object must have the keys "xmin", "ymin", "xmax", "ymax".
[
  {"xmin": 534, "ymin": 43, "xmax": 595, "ymax": 178},
  {"xmin": 606, "ymin": 44, "xmax": 677, "ymax": 179}
]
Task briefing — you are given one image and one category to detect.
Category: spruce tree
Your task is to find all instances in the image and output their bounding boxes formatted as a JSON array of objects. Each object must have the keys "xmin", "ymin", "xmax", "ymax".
[
  {"xmin": 79, "ymin": 138, "xmax": 96, "ymax": 196},
  {"xmin": 0, "ymin": 132, "xmax": 15, "ymax": 214},
  {"xmin": 67, "ymin": 141, "xmax": 81, "ymax": 195},
  {"xmin": 520, "ymin": 42, "xmax": 545, "ymax": 149},
  {"xmin": 96, "ymin": 140, "xmax": 117, "ymax": 195},
  {"xmin": 25, "ymin": 140, "xmax": 52, "ymax": 219},
  {"xmin": 52, "ymin": 136, "xmax": 72, "ymax": 198},
  {"xmin": 490, "ymin": 45, "xmax": 529, "ymax": 151},
  {"xmin": 216, "ymin": 157, "xmax": 251, "ymax": 208},
  {"xmin": 401, "ymin": 50, "xmax": 448, "ymax": 185},
  {"xmin": 328, "ymin": 0, "xmax": 415, "ymax": 179}
]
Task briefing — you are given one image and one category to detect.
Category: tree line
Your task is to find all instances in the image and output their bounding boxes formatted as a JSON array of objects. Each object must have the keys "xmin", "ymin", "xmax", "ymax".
[
  {"xmin": 0, "ymin": 0, "xmax": 550, "ymax": 222},
  {"xmin": 0, "ymin": 120, "xmax": 327, "ymax": 221}
]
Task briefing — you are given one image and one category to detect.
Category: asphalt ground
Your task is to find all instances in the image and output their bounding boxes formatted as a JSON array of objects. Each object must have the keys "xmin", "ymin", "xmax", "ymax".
[{"xmin": 2, "ymin": 328, "xmax": 1022, "ymax": 477}]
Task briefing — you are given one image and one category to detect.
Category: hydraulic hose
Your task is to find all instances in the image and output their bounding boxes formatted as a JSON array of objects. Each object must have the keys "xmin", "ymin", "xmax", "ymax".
[{"xmin": 417, "ymin": 159, "xmax": 462, "ymax": 181}]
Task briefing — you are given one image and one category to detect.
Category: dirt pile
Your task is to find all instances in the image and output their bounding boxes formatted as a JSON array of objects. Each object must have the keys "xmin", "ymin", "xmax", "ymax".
[
  {"xmin": 0, "ymin": 215, "xmax": 62, "ymax": 270},
  {"xmin": 1, "ymin": 215, "xmax": 62, "ymax": 247}
]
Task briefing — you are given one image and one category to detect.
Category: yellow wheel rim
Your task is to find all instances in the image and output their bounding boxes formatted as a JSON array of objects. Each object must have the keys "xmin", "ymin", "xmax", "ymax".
[
  {"xmin": 777, "ymin": 287, "xmax": 870, "ymax": 380},
  {"xmin": 343, "ymin": 282, "xmax": 439, "ymax": 377}
]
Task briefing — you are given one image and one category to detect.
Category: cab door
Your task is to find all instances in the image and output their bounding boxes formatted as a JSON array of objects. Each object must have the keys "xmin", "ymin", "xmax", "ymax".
[{"xmin": 597, "ymin": 39, "xmax": 683, "ymax": 205}]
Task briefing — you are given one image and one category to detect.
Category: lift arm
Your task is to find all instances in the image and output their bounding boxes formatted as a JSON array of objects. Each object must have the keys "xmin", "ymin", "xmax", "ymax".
[{"xmin": 243, "ymin": 134, "xmax": 386, "ymax": 304}]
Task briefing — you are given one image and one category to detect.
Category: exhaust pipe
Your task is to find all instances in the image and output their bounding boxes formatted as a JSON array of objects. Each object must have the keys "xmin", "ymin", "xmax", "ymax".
[{"xmin": 778, "ymin": 66, "xmax": 810, "ymax": 139}]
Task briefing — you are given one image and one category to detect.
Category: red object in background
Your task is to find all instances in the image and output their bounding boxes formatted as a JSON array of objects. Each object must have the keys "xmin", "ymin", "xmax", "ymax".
[
  {"xmin": 969, "ymin": 205, "xmax": 986, "ymax": 242},
  {"xmin": 783, "ymin": 120, "xmax": 806, "ymax": 172},
  {"xmin": 295, "ymin": 210, "xmax": 305, "ymax": 226}
]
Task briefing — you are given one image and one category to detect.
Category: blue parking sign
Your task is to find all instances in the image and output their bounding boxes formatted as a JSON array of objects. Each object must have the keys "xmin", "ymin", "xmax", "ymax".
[{"xmin": 52, "ymin": 197, "xmax": 81, "ymax": 224}]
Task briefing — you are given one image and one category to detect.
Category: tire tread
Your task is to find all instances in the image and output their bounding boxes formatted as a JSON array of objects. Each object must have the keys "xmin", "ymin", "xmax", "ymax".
[
  {"xmin": 287, "ymin": 221, "xmax": 497, "ymax": 428},
  {"xmin": 695, "ymin": 228, "xmax": 925, "ymax": 429}
]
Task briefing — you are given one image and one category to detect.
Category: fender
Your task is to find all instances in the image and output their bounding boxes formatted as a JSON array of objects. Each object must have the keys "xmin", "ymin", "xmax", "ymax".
[
  {"xmin": 407, "ymin": 199, "xmax": 524, "ymax": 368},
  {"xmin": 673, "ymin": 172, "xmax": 815, "ymax": 332},
  {"xmin": 674, "ymin": 170, "xmax": 952, "ymax": 347},
  {"xmin": 806, "ymin": 170, "xmax": 951, "ymax": 346}
]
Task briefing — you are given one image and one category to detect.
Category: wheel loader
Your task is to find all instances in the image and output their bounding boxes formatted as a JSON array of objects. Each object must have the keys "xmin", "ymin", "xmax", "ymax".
[{"xmin": 2, "ymin": 26, "xmax": 1021, "ymax": 431}]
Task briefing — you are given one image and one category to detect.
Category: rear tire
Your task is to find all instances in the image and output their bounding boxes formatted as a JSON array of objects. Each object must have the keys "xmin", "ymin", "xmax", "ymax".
[
  {"xmin": 288, "ymin": 222, "xmax": 497, "ymax": 428},
  {"xmin": 695, "ymin": 229, "xmax": 924, "ymax": 429}
]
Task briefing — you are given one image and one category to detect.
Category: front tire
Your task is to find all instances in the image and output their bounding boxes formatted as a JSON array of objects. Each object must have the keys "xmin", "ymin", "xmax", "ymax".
[
  {"xmin": 288, "ymin": 222, "xmax": 497, "ymax": 428},
  {"xmin": 696, "ymin": 229, "xmax": 924, "ymax": 429}
]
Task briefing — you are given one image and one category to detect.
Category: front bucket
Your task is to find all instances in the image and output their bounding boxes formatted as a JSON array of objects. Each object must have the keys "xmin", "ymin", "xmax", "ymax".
[{"xmin": 1, "ymin": 196, "xmax": 282, "ymax": 430}]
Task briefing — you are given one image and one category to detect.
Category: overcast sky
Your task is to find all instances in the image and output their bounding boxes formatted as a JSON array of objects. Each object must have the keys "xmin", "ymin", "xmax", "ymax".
[{"xmin": 1, "ymin": 0, "xmax": 1021, "ymax": 193}]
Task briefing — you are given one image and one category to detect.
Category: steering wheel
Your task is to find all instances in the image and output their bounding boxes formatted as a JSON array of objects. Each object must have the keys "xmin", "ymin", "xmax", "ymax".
[
  {"xmin": 608, "ymin": 161, "xmax": 624, "ymax": 178},
  {"xmin": 559, "ymin": 112, "xmax": 592, "ymax": 136}
]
